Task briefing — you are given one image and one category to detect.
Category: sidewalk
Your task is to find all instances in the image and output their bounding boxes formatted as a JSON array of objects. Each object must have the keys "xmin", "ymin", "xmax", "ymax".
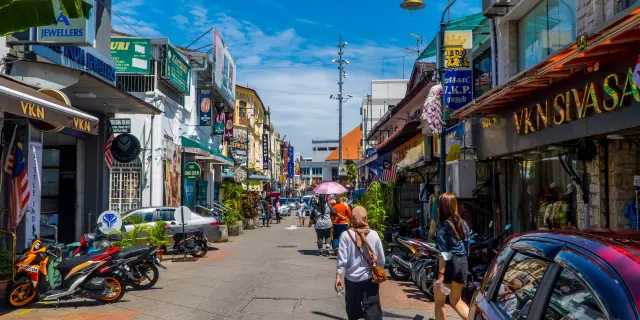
[{"xmin": 0, "ymin": 217, "xmax": 460, "ymax": 319}]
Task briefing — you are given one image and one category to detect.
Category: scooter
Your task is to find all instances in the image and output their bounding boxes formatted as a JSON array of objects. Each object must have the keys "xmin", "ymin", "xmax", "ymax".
[
  {"xmin": 162, "ymin": 226, "xmax": 208, "ymax": 257},
  {"xmin": 5, "ymin": 239, "xmax": 126, "ymax": 308}
]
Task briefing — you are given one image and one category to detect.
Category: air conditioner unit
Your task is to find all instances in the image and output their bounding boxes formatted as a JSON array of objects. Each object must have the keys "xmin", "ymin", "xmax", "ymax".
[
  {"xmin": 483, "ymin": 0, "xmax": 510, "ymax": 17},
  {"xmin": 446, "ymin": 160, "xmax": 477, "ymax": 199}
]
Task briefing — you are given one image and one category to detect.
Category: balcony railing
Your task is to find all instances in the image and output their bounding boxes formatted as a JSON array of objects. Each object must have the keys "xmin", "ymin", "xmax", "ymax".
[{"xmin": 482, "ymin": 0, "xmax": 510, "ymax": 16}]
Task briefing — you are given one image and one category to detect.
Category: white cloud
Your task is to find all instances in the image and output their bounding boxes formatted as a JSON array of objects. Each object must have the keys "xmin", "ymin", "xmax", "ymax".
[
  {"xmin": 172, "ymin": 14, "xmax": 188, "ymax": 28},
  {"xmin": 112, "ymin": 0, "xmax": 163, "ymax": 37}
]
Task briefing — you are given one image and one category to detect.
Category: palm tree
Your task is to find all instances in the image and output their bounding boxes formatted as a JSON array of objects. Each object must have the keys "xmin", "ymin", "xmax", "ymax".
[
  {"xmin": 221, "ymin": 182, "xmax": 246, "ymax": 211},
  {"xmin": 0, "ymin": 0, "xmax": 93, "ymax": 36},
  {"xmin": 345, "ymin": 160, "xmax": 358, "ymax": 187}
]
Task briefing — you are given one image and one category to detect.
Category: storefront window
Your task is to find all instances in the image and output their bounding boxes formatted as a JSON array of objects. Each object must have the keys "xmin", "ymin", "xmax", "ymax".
[
  {"xmin": 473, "ymin": 48, "xmax": 492, "ymax": 98},
  {"xmin": 518, "ymin": 0, "xmax": 576, "ymax": 72},
  {"xmin": 514, "ymin": 152, "xmax": 576, "ymax": 232},
  {"xmin": 621, "ymin": 0, "xmax": 639, "ymax": 11},
  {"xmin": 109, "ymin": 158, "xmax": 142, "ymax": 213}
]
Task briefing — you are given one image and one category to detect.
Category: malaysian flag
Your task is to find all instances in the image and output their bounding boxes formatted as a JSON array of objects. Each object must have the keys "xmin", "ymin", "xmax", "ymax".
[
  {"xmin": 3, "ymin": 126, "xmax": 17, "ymax": 174},
  {"xmin": 9, "ymin": 142, "xmax": 29, "ymax": 230},
  {"xmin": 105, "ymin": 122, "xmax": 115, "ymax": 169},
  {"xmin": 381, "ymin": 162, "xmax": 397, "ymax": 183}
]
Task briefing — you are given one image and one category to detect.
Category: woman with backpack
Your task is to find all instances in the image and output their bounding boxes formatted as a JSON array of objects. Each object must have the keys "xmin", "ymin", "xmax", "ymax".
[{"xmin": 310, "ymin": 195, "xmax": 334, "ymax": 256}]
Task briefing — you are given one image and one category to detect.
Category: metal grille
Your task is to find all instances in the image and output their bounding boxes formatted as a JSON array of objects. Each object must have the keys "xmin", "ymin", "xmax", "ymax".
[
  {"xmin": 116, "ymin": 74, "xmax": 155, "ymax": 93},
  {"xmin": 109, "ymin": 158, "xmax": 142, "ymax": 213}
]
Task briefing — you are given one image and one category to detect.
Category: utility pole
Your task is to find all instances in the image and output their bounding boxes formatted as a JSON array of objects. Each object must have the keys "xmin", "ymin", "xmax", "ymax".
[{"xmin": 331, "ymin": 36, "xmax": 352, "ymax": 180}]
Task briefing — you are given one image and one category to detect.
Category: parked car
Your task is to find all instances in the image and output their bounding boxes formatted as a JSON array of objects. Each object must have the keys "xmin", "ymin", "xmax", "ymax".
[
  {"xmin": 122, "ymin": 207, "xmax": 222, "ymax": 242},
  {"xmin": 469, "ymin": 229, "xmax": 640, "ymax": 320}
]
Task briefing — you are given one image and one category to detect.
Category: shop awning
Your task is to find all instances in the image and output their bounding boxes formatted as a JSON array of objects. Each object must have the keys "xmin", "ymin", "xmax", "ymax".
[
  {"xmin": 452, "ymin": 5, "xmax": 640, "ymax": 119},
  {"xmin": 418, "ymin": 13, "xmax": 488, "ymax": 61},
  {"xmin": 0, "ymin": 74, "xmax": 99, "ymax": 134},
  {"xmin": 181, "ymin": 136, "xmax": 234, "ymax": 166},
  {"xmin": 375, "ymin": 120, "xmax": 421, "ymax": 154}
]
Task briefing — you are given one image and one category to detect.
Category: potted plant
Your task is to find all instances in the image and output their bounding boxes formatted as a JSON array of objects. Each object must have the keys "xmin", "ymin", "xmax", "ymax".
[
  {"xmin": 148, "ymin": 221, "xmax": 172, "ymax": 260},
  {"xmin": 242, "ymin": 191, "xmax": 262, "ymax": 229},
  {"xmin": 224, "ymin": 208, "xmax": 243, "ymax": 236}
]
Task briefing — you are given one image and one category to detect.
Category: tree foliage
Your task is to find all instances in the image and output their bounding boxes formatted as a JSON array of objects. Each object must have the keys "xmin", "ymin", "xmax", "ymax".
[
  {"xmin": 354, "ymin": 182, "xmax": 394, "ymax": 238},
  {"xmin": 0, "ymin": 0, "xmax": 93, "ymax": 36}
]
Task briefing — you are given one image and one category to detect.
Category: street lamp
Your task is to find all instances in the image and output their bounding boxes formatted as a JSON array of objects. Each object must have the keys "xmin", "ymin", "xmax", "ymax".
[{"xmin": 401, "ymin": 0, "xmax": 457, "ymax": 195}]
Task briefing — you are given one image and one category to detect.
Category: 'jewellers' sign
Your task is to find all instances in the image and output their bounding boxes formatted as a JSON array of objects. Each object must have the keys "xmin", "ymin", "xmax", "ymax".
[{"xmin": 514, "ymin": 67, "xmax": 640, "ymax": 135}]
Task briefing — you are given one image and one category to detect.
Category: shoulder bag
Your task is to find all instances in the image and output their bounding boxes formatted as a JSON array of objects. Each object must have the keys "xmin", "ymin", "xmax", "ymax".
[{"xmin": 347, "ymin": 230, "xmax": 387, "ymax": 284}]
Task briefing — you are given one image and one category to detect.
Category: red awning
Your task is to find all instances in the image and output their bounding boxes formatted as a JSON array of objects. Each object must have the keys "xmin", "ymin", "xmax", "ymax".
[
  {"xmin": 452, "ymin": 6, "xmax": 640, "ymax": 118},
  {"xmin": 375, "ymin": 120, "xmax": 421, "ymax": 154}
]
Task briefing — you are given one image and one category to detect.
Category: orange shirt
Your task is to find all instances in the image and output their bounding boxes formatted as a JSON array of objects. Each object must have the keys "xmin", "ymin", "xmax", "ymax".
[{"xmin": 332, "ymin": 202, "xmax": 351, "ymax": 224}]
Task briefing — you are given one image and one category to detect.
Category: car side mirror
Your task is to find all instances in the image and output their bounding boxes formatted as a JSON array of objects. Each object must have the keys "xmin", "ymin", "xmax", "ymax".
[{"xmin": 124, "ymin": 220, "xmax": 132, "ymax": 226}]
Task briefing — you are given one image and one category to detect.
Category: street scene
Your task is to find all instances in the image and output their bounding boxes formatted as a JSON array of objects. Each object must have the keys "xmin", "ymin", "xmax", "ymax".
[{"xmin": 0, "ymin": 0, "xmax": 639, "ymax": 319}]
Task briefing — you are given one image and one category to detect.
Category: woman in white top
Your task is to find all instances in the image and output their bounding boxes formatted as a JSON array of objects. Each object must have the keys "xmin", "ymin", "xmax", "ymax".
[{"xmin": 335, "ymin": 206, "xmax": 385, "ymax": 320}]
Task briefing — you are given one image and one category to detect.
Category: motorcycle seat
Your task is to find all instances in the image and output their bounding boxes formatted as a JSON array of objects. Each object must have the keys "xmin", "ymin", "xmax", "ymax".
[
  {"xmin": 113, "ymin": 245, "xmax": 153, "ymax": 260},
  {"xmin": 57, "ymin": 250, "xmax": 107, "ymax": 277}
]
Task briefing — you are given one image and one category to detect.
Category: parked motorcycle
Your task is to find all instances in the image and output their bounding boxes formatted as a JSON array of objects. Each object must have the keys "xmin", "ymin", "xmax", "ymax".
[
  {"xmin": 5, "ymin": 239, "xmax": 126, "ymax": 308},
  {"xmin": 162, "ymin": 226, "xmax": 208, "ymax": 257}
]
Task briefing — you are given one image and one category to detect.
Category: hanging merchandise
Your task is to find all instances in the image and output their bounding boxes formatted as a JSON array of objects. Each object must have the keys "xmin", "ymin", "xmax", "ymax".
[{"xmin": 420, "ymin": 84, "xmax": 444, "ymax": 135}]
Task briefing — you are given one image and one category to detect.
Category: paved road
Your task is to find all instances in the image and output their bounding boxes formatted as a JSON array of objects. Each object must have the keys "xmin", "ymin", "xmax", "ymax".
[{"xmin": 0, "ymin": 216, "xmax": 461, "ymax": 320}]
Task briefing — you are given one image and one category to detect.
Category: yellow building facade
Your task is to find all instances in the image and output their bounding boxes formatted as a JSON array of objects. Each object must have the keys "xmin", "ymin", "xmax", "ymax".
[{"xmin": 234, "ymin": 85, "xmax": 266, "ymax": 174}]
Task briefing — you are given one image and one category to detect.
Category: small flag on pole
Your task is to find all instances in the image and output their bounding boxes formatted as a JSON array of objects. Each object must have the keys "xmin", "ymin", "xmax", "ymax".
[
  {"xmin": 9, "ymin": 142, "xmax": 29, "ymax": 230},
  {"xmin": 381, "ymin": 162, "xmax": 397, "ymax": 183},
  {"xmin": 105, "ymin": 122, "xmax": 115, "ymax": 169}
]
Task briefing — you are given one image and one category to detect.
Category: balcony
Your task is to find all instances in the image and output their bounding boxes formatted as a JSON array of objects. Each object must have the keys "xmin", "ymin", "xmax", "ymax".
[{"xmin": 483, "ymin": 0, "xmax": 511, "ymax": 17}]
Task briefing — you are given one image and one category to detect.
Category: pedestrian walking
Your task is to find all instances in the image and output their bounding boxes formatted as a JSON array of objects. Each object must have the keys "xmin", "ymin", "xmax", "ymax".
[
  {"xmin": 335, "ymin": 206, "xmax": 385, "ymax": 320},
  {"xmin": 434, "ymin": 192, "xmax": 470, "ymax": 320},
  {"xmin": 261, "ymin": 198, "xmax": 270, "ymax": 227},
  {"xmin": 275, "ymin": 197, "xmax": 281, "ymax": 224},
  {"xmin": 330, "ymin": 194, "xmax": 352, "ymax": 252},
  {"xmin": 297, "ymin": 203, "xmax": 307, "ymax": 227},
  {"xmin": 311, "ymin": 194, "xmax": 333, "ymax": 256}
]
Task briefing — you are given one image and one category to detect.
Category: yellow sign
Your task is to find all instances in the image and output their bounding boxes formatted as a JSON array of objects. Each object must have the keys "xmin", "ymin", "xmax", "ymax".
[
  {"xmin": 242, "ymin": 180, "xmax": 262, "ymax": 192},
  {"xmin": 20, "ymin": 101, "xmax": 45, "ymax": 120},
  {"xmin": 444, "ymin": 30, "xmax": 472, "ymax": 69},
  {"xmin": 514, "ymin": 68, "xmax": 640, "ymax": 135},
  {"xmin": 392, "ymin": 134, "xmax": 424, "ymax": 165}
]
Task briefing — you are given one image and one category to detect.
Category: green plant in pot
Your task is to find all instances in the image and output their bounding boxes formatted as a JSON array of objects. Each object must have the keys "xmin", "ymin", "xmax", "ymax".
[
  {"xmin": 112, "ymin": 215, "xmax": 148, "ymax": 248},
  {"xmin": 148, "ymin": 221, "xmax": 172, "ymax": 260}
]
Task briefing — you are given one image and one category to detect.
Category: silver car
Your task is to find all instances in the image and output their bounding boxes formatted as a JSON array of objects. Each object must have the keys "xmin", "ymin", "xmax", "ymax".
[{"xmin": 122, "ymin": 207, "xmax": 222, "ymax": 242}]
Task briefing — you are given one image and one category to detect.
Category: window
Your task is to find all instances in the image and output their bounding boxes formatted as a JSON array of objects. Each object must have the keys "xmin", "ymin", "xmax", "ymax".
[
  {"xmin": 312, "ymin": 168, "xmax": 323, "ymax": 175},
  {"xmin": 473, "ymin": 48, "xmax": 492, "ymax": 98},
  {"xmin": 127, "ymin": 210, "xmax": 153, "ymax": 224},
  {"xmin": 109, "ymin": 158, "xmax": 142, "ymax": 214},
  {"xmin": 544, "ymin": 269, "xmax": 607, "ymax": 320},
  {"xmin": 156, "ymin": 209, "xmax": 176, "ymax": 222},
  {"xmin": 518, "ymin": 0, "xmax": 576, "ymax": 71},
  {"xmin": 239, "ymin": 101, "xmax": 247, "ymax": 118},
  {"xmin": 493, "ymin": 252, "xmax": 550, "ymax": 319},
  {"xmin": 301, "ymin": 168, "xmax": 310, "ymax": 175}
]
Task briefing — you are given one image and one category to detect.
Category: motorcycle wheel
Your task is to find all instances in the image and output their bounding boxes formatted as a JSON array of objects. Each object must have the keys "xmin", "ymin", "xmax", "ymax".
[
  {"xmin": 100, "ymin": 274, "xmax": 126, "ymax": 303},
  {"xmin": 419, "ymin": 267, "xmax": 436, "ymax": 300},
  {"xmin": 389, "ymin": 261, "xmax": 410, "ymax": 281},
  {"xmin": 131, "ymin": 263, "xmax": 159, "ymax": 290},
  {"xmin": 191, "ymin": 241, "xmax": 208, "ymax": 258},
  {"xmin": 6, "ymin": 278, "xmax": 37, "ymax": 308}
]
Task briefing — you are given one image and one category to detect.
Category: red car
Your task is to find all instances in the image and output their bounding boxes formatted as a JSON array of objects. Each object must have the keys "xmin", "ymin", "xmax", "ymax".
[{"xmin": 469, "ymin": 229, "xmax": 640, "ymax": 320}]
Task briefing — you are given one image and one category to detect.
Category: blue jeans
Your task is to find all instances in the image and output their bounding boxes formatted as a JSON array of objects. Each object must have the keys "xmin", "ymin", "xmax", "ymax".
[{"xmin": 332, "ymin": 224, "xmax": 349, "ymax": 248}]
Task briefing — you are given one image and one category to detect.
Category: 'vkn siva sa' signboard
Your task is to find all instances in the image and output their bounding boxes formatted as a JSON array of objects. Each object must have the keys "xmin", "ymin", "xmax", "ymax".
[{"xmin": 514, "ymin": 67, "xmax": 640, "ymax": 135}]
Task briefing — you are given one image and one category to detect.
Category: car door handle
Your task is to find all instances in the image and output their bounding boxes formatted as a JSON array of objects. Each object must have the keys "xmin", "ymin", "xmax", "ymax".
[{"xmin": 170, "ymin": 222, "xmax": 176, "ymax": 225}]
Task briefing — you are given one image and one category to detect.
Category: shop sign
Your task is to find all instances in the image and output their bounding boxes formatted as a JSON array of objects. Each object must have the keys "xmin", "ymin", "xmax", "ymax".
[
  {"xmin": 212, "ymin": 29, "xmax": 236, "ymax": 107},
  {"xmin": 294, "ymin": 152, "xmax": 301, "ymax": 177},
  {"xmin": 165, "ymin": 45, "xmax": 191, "ymax": 94},
  {"xmin": 109, "ymin": 118, "xmax": 131, "ymax": 134},
  {"xmin": 287, "ymin": 146, "xmax": 294, "ymax": 178},
  {"xmin": 433, "ymin": 121, "xmax": 473, "ymax": 157},
  {"xmin": 214, "ymin": 103, "xmax": 225, "ymax": 134},
  {"xmin": 183, "ymin": 162, "xmax": 201, "ymax": 180},
  {"xmin": 25, "ymin": 142, "xmax": 42, "ymax": 248},
  {"xmin": 513, "ymin": 68, "xmax": 640, "ymax": 135},
  {"xmin": 224, "ymin": 112, "xmax": 234, "ymax": 142},
  {"xmin": 442, "ymin": 30, "xmax": 473, "ymax": 110},
  {"xmin": 262, "ymin": 133, "xmax": 269, "ymax": 171},
  {"xmin": 392, "ymin": 134, "xmax": 424, "ymax": 166},
  {"xmin": 199, "ymin": 90, "xmax": 212, "ymax": 126},
  {"xmin": 196, "ymin": 180, "xmax": 208, "ymax": 201},
  {"xmin": 110, "ymin": 38, "xmax": 151, "ymax": 74},
  {"xmin": 97, "ymin": 211, "xmax": 122, "ymax": 234},
  {"xmin": 242, "ymin": 180, "xmax": 262, "ymax": 192},
  {"xmin": 110, "ymin": 133, "xmax": 141, "ymax": 163},
  {"xmin": 165, "ymin": 141, "xmax": 181, "ymax": 206},
  {"xmin": 36, "ymin": 0, "xmax": 94, "ymax": 46},
  {"xmin": 31, "ymin": 45, "xmax": 116, "ymax": 86}
]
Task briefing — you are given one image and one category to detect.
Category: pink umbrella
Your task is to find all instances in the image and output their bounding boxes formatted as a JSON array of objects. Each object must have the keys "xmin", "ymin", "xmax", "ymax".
[{"xmin": 313, "ymin": 181, "xmax": 348, "ymax": 195}]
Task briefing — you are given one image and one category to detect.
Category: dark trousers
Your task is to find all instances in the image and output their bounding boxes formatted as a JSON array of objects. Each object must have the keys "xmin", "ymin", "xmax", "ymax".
[
  {"xmin": 332, "ymin": 224, "xmax": 349, "ymax": 248},
  {"xmin": 345, "ymin": 278, "xmax": 382, "ymax": 320}
]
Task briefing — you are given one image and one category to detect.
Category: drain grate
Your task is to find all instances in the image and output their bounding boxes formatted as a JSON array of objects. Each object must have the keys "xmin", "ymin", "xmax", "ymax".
[{"xmin": 277, "ymin": 245, "xmax": 297, "ymax": 248}]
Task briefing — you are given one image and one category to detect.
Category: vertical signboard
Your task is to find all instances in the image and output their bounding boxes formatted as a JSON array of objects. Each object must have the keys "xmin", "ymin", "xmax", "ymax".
[
  {"xmin": 224, "ymin": 112, "xmax": 234, "ymax": 142},
  {"xmin": 26, "ymin": 142, "xmax": 42, "ymax": 247},
  {"xmin": 262, "ymin": 134, "xmax": 269, "ymax": 171},
  {"xmin": 230, "ymin": 128, "xmax": 248, "ymax": 166},
  {"xmin": 110, "ymin": 38, "xmax": 152, "ymax": 74},
  {"xmin": 213, "ymin": 29, "xmax": 236, "ymax": 107},
  {"xmin": 442, "ymin": 30, "xmax": 473, "ymax": 110},
  {"xmin": 294, "ymin": 152, "xmax": 301, "ymax": 177},
  {"xmin": 36, "ymin": 0, "xmax": 95, "ymax": 46},
  {"xmin": 165, "ymin": 141, "xmax": 181, "ymax": 206},
  {"xmin": 165, "ymin": 45, "xmax": 191, "ymax": 94},
  {"xmin": 287, "ymin": 146, "xmax": 294, "ymax": 178},
  {"xmin": 199, "ymin": 89, "xmax": 212, "ymax": 126}
]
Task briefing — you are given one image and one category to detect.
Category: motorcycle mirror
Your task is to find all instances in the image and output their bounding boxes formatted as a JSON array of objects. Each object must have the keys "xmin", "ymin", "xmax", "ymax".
[
  {"xmin": 489, "ymin": 221, "xmax": 494, "ymax": 228},
  {"xmin": 505, "ymin": 224, "xmax": 512, "ymax": 230}
]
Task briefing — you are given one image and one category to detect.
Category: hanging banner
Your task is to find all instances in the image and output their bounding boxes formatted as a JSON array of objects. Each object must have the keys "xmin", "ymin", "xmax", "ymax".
[
  {"xmin": 230, "ymin": 128, "xmax": 248, "ymax": 166},
  {"xmin": 199, "ymin": 89, "xmax": 212, "ymax": 126},
  {"xmin": 442, "ymin": 30, "xmax": 473, "ymax": 110},
  {"xmin": 392, "ymin": 134, "xmax": 425, "ymax": 166},
  {"xmin": 294, "ymin": 152, "xmax": 301, "ymax": 177},
  {"xmin": 165, "ymin": 141, "xmax": 181, "ymax": 206},
  {"xmin": 433, "ymin": 121, "xmax": 474, "ymax": 157},
  {"xmin": 287, "ymin": 146, "xmax": 294, "ymax": 178},
  {"xmin": 262, "ymin": 133, "xmax": 269, "ymax": 171},
  {"xmin": 165, "ymin": 44, "xmax": 191, "ymax": 94},
  {"xmin": 213, "ymin": 29, "xmax": 236, "ymax": 107},
  {"xmin": 224, "ymin": 112, "xmax": 234, "ymax": 142},
  {"xmin": 213, "ymin": 103, "xmax": 225, "ymax": 135},
  {"xmin": 26, "ymin": 142, "xmax": 42, "ymax": 248}
]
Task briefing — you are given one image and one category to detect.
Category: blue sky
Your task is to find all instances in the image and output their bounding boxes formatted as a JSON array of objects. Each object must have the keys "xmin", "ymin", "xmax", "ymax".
[{"xmin": 112, "ymin": 0, "xmax": 481, "ymax": 154}]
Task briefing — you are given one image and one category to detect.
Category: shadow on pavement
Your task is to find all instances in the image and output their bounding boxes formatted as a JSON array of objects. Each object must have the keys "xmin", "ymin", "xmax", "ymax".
[
  {"xmin": 311, "ymin": 311, "xmax": 346, "ymax": 319},
  {"xmin": 382, "ymin": 311, "xmax": 425, "ymax": 319},
  {"xmin": 298, "ymin": 250, "xmax": 320, "ymax": 256}
]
